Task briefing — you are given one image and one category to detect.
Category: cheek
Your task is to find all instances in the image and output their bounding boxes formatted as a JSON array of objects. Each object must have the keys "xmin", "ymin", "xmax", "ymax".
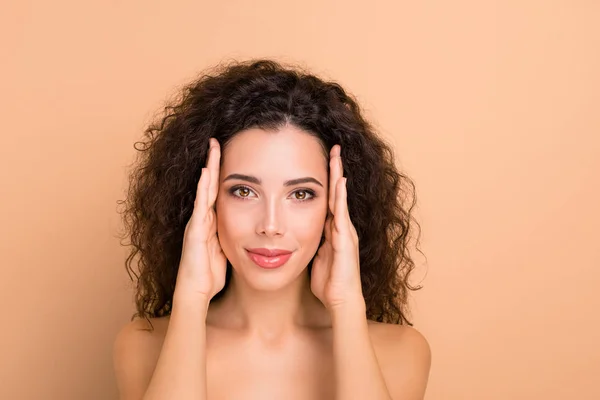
[
  {"xmin": 215, "ymin": 198, "xmax": 250, "ymax": 254},
  {"xmin": 291, "ymin": 205, "xmax": 327, "ymax": 243}
]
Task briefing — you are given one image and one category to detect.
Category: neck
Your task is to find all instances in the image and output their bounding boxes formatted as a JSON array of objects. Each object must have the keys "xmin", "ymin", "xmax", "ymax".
[{"xmin": 208, "ymin": 269, "xmax": 331, "ymax": 338}]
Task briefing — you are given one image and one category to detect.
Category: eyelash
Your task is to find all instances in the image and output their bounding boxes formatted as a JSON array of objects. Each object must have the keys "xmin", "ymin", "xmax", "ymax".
[{"xmin": 229, "ymin": 185, "xmax": 317, "ymax": 202}]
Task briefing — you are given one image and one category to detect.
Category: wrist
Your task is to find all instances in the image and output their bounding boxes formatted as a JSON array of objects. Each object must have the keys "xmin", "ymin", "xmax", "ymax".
[
  {"xmin": 173, "ymin": 290, "xmax": 211, "ymax": 315},
  {"xmin": 329, "ymin": 296, "xmax": 367, "ymax": 323}
]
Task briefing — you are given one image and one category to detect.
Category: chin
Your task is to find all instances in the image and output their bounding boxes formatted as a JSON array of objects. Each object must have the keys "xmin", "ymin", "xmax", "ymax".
[
  {"xmin": 245, "ymin": 277, "xmax": 295, "ymax": 292},
  {"xmin": 231, "ymin": 252, "xmax": 308, "ymax": 292}
]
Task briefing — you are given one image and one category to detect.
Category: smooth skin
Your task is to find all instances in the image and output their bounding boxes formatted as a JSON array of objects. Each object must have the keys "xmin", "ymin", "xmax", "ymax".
[{"xmin": 113, "ymin": 126, "xmax": 431, "ymax": 400}]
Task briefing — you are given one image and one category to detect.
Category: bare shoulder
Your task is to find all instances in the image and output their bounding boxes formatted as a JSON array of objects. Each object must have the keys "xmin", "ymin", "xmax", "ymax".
[
  {"xmin": 367, "ymin": 321, "xmax": 432, "ymax": 400},
  {"xmin": 112, "ymin": 316, "xmax": 169, "ymax": 400},
  {"xmin": 367, "ymin": 321, "xmax": 430, "ymax": 350}
]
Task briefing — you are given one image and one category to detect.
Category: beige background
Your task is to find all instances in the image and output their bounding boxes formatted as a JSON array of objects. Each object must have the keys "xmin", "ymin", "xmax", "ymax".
[{"xmin": 2, "ymin": 1, "xmax": 599, "ymax": 399}]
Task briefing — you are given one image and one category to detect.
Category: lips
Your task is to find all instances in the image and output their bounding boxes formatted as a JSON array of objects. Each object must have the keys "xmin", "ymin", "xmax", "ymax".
[
  {"xmin": 245, "ymin": 248, "xmax": 292, "ymax": 257},
  {"xmin": 245, "ymin": 248, "xmax": 293, "ymax": 269}
]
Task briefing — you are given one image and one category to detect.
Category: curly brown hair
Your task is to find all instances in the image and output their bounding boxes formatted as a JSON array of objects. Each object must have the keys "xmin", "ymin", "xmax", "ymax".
[{"xmin": 117, "ymin": 59, "xmax": 423, "ymax": 326}]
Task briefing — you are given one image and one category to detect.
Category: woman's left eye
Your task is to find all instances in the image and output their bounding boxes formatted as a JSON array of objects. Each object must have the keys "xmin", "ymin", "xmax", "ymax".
[{"xmin": 292, "ymin": 189, "xmax": 316, "ymax": 201}]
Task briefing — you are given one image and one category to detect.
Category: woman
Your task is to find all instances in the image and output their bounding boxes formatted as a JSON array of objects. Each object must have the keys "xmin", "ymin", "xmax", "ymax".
[{"xmin": 114, "ymin": 59, "xmax": 431, "ymax": 399}]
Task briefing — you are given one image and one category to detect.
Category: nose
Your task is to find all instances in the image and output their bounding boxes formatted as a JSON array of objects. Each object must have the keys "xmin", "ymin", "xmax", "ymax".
[{"xmin": 256, "ymin": 196, "xmax": 284, "ymax": 237}]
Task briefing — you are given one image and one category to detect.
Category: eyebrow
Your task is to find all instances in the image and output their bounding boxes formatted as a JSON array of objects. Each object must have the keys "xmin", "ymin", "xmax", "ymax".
[{"xmin": 223, "ymin": 173, "xmax": 324, "ymax": 188}]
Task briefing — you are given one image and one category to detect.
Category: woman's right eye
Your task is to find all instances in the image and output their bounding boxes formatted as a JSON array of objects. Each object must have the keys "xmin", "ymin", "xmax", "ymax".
[{"xmin": 229, "ymin": 185, "xmax": 256, "ymax": 200}]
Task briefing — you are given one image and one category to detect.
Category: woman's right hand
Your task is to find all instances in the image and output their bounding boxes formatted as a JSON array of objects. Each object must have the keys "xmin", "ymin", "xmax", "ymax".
[{"xmin": 174, "ymin": 138, "xmax": 227, "ymax": 302}]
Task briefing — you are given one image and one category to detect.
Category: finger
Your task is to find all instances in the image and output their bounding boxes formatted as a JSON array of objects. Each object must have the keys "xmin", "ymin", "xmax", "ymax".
[
  {"xmin": 323, "ymin": 213, "xmax": 333, "ymax": 242},
  {"xmin": 197, "ymin": 167, "xmax": 210, "ymax": 221},
  {"xmin": 207, "ymin": 210, "xmax": 217, "ymax": 237},
  {"xmin": 333, "ymin": 177, "xmax": 349, "ymax": 234},
  {"xmin": 328, "ymin": 145, "xmax": 342, "ymax": 214},
  {"xmin": 207, "ymin": 138, "xmax": 221, "ymax": 208}
]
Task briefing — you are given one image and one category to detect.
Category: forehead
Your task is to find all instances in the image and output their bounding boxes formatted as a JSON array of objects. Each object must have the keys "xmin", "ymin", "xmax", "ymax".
[{"xmin": 221, "ymin": 125, "xmax": 328, "ymax": 178}]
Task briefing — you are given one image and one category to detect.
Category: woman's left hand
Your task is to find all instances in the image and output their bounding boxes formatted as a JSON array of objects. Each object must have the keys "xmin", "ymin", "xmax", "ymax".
[{"xmin": 311, "ymin": 144, "xmax": 365, "ymax": 311}]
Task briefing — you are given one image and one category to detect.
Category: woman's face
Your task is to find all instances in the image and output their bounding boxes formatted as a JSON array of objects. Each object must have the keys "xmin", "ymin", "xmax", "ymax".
[{"xmin": 215, "ymin": 125, "xmax": 329, "ymax": 291}]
